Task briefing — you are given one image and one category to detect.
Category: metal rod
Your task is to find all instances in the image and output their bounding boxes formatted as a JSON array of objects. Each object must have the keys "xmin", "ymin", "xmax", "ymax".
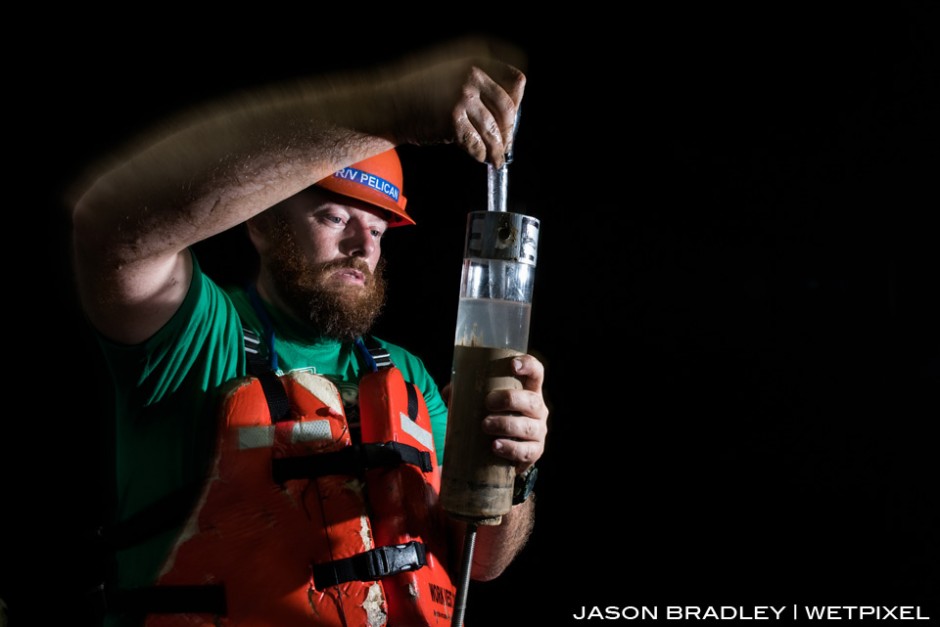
[
  {"xmin": 452, "ymin": 523, "xmax": 478, "ymax": 627},
  {"xmin": 486, "ymin": 106, "xmax": 520, "ymax": 213},
  {"xmin": 487, "ymin": 163, "xmax": 509, "ymax": 212}
]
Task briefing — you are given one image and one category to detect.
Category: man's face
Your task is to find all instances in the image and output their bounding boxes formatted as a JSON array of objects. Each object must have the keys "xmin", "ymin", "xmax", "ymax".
[{"xmin": 253, "ymin": 187, "xmax": 390, "ymax": 340}]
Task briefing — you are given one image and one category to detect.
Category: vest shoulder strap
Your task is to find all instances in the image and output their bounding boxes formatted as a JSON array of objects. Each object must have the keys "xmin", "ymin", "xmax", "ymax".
[
  {"xmin": 242, "ymin": 326, "xmax": 290, "ymax": 423},
  {"xmin": 356, "ymin": 335, "xmax": 392, "ymax": 372}
]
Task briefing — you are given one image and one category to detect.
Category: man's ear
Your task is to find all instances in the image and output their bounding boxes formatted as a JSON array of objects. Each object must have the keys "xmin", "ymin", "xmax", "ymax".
[{"xmin": 246, "ymin": 215, "xmax": 269, "ymax": 254}]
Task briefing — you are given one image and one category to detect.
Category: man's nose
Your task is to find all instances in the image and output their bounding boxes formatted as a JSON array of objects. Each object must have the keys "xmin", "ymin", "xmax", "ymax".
[{"xmin": 341, "ymin": 221, "xmax": 376, "ymax": 258}]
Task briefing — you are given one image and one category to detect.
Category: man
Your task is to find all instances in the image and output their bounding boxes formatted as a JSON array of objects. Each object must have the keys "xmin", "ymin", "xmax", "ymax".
[{"xmin": 71, "ymin": 38, "xmax": 548, "ymax": 626}]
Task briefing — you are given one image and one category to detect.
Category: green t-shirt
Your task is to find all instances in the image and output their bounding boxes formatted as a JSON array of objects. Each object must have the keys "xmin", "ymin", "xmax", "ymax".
[{"xmin": 96, "ymin": 253, "xmax": 448, "ymax": 599}]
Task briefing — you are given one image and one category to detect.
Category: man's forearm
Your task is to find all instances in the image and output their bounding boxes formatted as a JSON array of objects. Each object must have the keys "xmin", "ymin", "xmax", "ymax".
[
  {"xmin": 454, "ymin": 495, "xmax": 536, "ymax": 582},
  {"xmin": 72, "ymin": 81, "xmax": 396, "ymax": 262}
]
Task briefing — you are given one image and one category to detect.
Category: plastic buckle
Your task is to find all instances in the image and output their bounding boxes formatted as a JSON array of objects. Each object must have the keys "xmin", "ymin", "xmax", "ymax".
[
  {"xmin": 368, "ymin": 347, "xmax": 392, "ymax": 369},
  {"xmin": 368, "ymin": 541, "xmax": 426, "ymax": 579}
]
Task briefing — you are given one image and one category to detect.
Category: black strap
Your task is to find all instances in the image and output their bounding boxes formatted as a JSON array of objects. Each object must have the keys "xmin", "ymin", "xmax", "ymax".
[
  {"xmin": 405, "ymin": 381, "xmax": 419, "ymax": 422},
  {"xmin": 368, "ymin": 343, "xmax": 393, "ymax": 369},
  {"xmin": 356, "ymin": 335, "xmax": 418, "ymax": 424},
  {"xmin": 272, "ymin": 441, "xmax": 432, "ymax": 484},
  {"xmin": 255, "ymin": 369, "xmax": 291, "ymax": 423},
  {"xmin": 355, "ymin": 335, "xmax": 393, "ymax": 372},
  {"xmin": 243, "ymin": 327, "xmax": 291, "ymax": 423},
  {"xmin": 243, "ymin": 285, "xmax": 292, "ymax": 422},
  {"xmin": 242, "ymin": 324, "xmax": 266, "ymax": 368},
  {"xmin": 312, "ymin": 541, "xmax": 427, "ymax": 589}
]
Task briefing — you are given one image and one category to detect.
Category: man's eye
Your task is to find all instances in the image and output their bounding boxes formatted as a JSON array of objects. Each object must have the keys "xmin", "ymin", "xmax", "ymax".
[
  {"xmin": 371, "ymin": 229, "xmax": 384, "ymax": 238},
  {"xmin": 323, "ymin": 215, "xmax": 344, "ymax": 225}
]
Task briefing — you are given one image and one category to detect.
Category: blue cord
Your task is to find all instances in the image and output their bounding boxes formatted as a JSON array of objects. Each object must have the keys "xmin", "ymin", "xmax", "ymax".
[{"xmin": 354, "ymin": 338, "xmax": 378, "ymax": 373}]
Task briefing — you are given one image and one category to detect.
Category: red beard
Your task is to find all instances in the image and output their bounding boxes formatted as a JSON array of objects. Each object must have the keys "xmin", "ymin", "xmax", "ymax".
[{"xmin": 262, "ymin": 223, "xmax": 387, "ymax": 341}]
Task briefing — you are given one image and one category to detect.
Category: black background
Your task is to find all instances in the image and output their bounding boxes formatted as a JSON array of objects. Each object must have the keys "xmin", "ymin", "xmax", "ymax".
[{"xmin": 5, "ymin": 3, "xmax": 939, "ymax": 625}]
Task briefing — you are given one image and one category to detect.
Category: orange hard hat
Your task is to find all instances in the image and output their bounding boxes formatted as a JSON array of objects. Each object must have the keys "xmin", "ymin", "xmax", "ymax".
[{"xmin": 315, "ymin": 149, "xmax": 413, "ymax": 226}]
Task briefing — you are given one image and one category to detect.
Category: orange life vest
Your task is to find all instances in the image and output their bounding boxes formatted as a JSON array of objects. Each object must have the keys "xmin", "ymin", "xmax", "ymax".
[{"xmin": 143, "ymin": 362, "xmax": 456, "ymax": 626}]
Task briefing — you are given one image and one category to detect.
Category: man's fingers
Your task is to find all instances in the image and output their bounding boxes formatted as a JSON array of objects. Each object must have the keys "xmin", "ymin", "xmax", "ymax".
[
  {"xmin": 490, "ymin": 436, "xmax": 544, "ymax": 468},
  {"xmin": 450, "ymin": 62, "xmax": 525, "ymax": 166},
  {"xmin": 453, "ymin": 99, "xmax": 505, "ymax": 165},
  {"xmin": 453, "ymin": 110, "xmax": 488, "ymax": 163},
  {"xmin": 475, "ymin": 63, "xmax": 525, "ymax": 157},
  {"xmin": 485, "ymin": 388, "xmax": 547, "ymax": 419},
  {"xmin": 483, "ymin": 413, "xmax": 545, "ymax": 442},
  {"xmin": 483, "ymin": 412, "xmax": 548, "ymax": 468},
  {"xmin": 510, "ymin": 354, "xmax": 545, "ymax": 394}
]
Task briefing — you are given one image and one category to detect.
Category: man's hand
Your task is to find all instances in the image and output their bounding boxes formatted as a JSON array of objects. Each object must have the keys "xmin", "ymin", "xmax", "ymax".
[
  {"xmin": 447, "ymin": 57, "xmax": 526, "ymax": 167},
  {"xmin": 481, "ymin": 354, "xmax": 548, "ymax": 474},
  {"xmin": 441, "ymin": 353, "xmax": 548, "ymax": 475},
  {"xmin": 381, "ymin": 37, "xmax": 527, "ymax": 167}
]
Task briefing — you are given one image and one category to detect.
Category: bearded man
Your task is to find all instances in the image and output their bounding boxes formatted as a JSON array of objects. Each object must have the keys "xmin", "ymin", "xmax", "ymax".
[{"xmin": 71, "ymin": 39, "xmax": 548, "ymax": 627}]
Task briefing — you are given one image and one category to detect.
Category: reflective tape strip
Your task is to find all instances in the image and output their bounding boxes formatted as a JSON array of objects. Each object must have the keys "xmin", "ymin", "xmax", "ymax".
[
  {"xmin": 238, "ymin": 419, "xmax": 332, "ymax": 449},
  {"xmin": 292, "ymin": 420, "xmax": 332, "ymax": 443},
  {"xmin": 400, "ymin": 411, "xmax": 433, "ymax": 452},
  {"xmin": 239, "ymin": 425, "xmax": 275, "ymax": 449}
]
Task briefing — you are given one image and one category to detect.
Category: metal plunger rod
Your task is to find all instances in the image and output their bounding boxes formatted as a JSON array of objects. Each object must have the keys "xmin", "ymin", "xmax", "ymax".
[
  {"xmin": 486, "ymin": 106, "xmax": 519, "ymax": 213},
  {"xmin": 452, "ymin": 523, "xmax": 477, "ymax": 627},
  {"xmin": 487, "ymin": 163, "xmax": 509, "ymax": 213}
]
